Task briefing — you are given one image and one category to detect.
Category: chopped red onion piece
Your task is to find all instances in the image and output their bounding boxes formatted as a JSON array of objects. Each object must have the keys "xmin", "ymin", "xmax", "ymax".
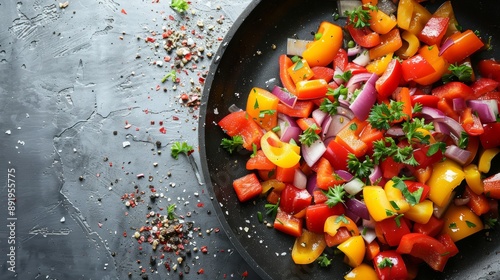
[
  {"xmin": 347, "ymin": 44, "xmax": 362, "ymax": 56},
  {"xmin": 302, "ymin": 139, "xmax": 326, "ymax": 167},
  {"xmin": 344, "ymin": 177, "xmax": 364, "ymax": 196},
  {"xmin": 228, "ymin": 104, "xmax": 242, "ymax": 113},
  {"xmin": 452, "ymin": 98, "xmax": 466, "ymax": 112},
  {"xmin": 322, "ymin": 114, "xmax": 351, "ymax": 139},
  {"xmin": 419, "ymin": 106, "xmax": 446, "ymax": 121},
  {"xmin": 333, "ymin": 66, "xmax": 345, "ymax": 85},
  {"xmin": 359, "ymin": 226, "xmax": 377, "ymax": 243},
  {"xmin": 454, "ymin": 197, "xmax": 470, "ymax": 206},
  {"xmin": 272, "ymin": 85, "xmax": 298, "ymax": 108},
  {"xmin": 386, "ymin": 125, "xmax": 405, "ymax": 137},
  {"xmin": 467, "ymin": 99, "xmax": 499, "ymax": 123},
  {"xmin": 312, "ymin": 108, "xmax": 328, "ymax": 127},
  {"xmin": 445, "ymin": 145, "xmax": 472, "ymax": 166},
  {"xmin": 344, "ymin": 208, "xmax": 361, "ymax": 224},
  {"xmin": 306, "ymin": 175, "xmax": 318, "ymax": 195},
  {"xmin": 363, "ymin": 217, "xmax": 376, "ymax": 229},
  {"xmin": 352, "ymin": 50, "xmax": 370, "ymax": 66},
  {"xmin": 369, "ymin": 164, "xmax": 382, "ymax": 185},
  {"xmin": 286, "ymin": 38, "xmax": 311, "ymax": 56},
  {"xmin": 345, "ymin": 198, "xmax": 370, "ymax": 220},
  {"xmin": 336, "ymin": 169, "xmax": 354, "ymax": 181},
  {"xmin": 349, "ymin": 74, "xmax": 379, "ymax": 120},
  {"xmin": 434, "ymin": 116, "xmax": 465, "ymax": 146},
  {"xmin": 280, "ymin": 126, "xmax": 301, "ymax": 143},
  {"xmin": 293, "ymin": 169, "xmax": 307, "ymax": 190},
  {"xmin": 346, "ymin": 72, "xmax": 373, "ymax": 89},
  {"xmin": 439, "ymin": 37, "xmax": 455, "ymax": 56}
]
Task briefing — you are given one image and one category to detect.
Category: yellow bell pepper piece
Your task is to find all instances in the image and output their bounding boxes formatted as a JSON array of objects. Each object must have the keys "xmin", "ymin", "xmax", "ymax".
[
  {"xmin": 287, "ymin": 59, "xmax": 314, "ymax": 84},
  {"xmin": 384, "ymin": 180, "xmax": 410, "ymax": 214},
  {"xmin": 366, "ymin": 53, "xmax": 394, "ymax": 76},
  {"xmin": 302, "ymin": 21, "xmax": 343, "ymax": 67},
  {"xmin": 260, "ymin": 131, "xmax": 301, "ymax": 168},
  {"xmin": 396, "ymin": 31, "xmax": 420, "ymax": 59},
  {"xmin": 404, "ymin": 199, "xmax": 433, "ymax": 224},
  {"xmin": 344, "ymin": 263, "xmax": 379, "ymax": 280},
  {"xmin": 397, "ymin": 0, "xmax": 414, "ymax": 30},
  {"xmin": 464, "ymin": 164, "xmax": 484, "ymax": 195},
  {"xmin": 291, "ymin": 229, "xmax": 326, "ymax": 264},
  {"xmin": 364, "ymin": 186, "xmax": 397, "ymax": 221},
  {"xmin": 245, "ymin": 87, "xmax": 279, "ymax": 131},
  {"xmin": 260, "ymin": 179, "xmax": 286, "ymax": 195},
  {"xmin": 427, "ymin": 159, "xmax": 465, "ymax": 207},
  {"xmin": 338, "ymin": 235, "xmax": 365, "ymax": 268},
  {"xmin": 441, "ymin": 204, "xmax": 484, "ymax": 242},
  {"xmin": 478, "ymin": 148, "xmax": 500, "ymax": 173},
  {"xmin": 368, "ymin": 9, "xmax": 397, "ymax": 35},
  {"xmin": 324, "ymin": 215, "xmax": 360, "ymax": 237}
]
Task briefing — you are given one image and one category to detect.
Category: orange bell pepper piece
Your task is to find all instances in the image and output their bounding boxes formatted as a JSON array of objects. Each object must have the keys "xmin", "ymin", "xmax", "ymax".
[{"xmin": 369, "ymin": 28, "xmax": 403, "ymax": 60}]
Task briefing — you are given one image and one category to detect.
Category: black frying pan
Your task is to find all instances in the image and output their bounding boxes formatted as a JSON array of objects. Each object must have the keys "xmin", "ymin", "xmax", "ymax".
[{"xmin": 199, "ymin": 1, "xmax": 500, "ymax": 279}]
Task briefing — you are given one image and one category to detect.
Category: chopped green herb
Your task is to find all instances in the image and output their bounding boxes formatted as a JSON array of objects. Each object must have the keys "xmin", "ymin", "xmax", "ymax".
[
  {"xmin": 368, "ymin": 100, "xmax": 406, "ymax": 130},
  {"xmin": 392, "ymin": 176, "xmax": 423, "ymax": 206},
  {"xmin": 335, "ymin": 214, "xmax": 349, "ymax": 224},
  {"xmin": 333, "ymin": 12, "xmax": 340, "ymax": 21},
  {"xmin": 272, "ymin": 125, "xmax": 281, "ymax": 133},
  {"xmin": 299, "ymin": 125, "xmax": 320, "ymax": 147},
  {"xmin": 362, "ymin": 227, "xmax": 368, "ymax": 235},
  {"xmin": 254, "ymin": 99, "xmax": 259, "ymax": 109},
  {"xmin": 427, "ymin": 142, "xmax": 447, "ymax": 157},
  {"xmin": 334, "ymin": 70, "xmax": 353, "ymax": 83},
  {"xmin": 377, "ymin": 257, "xmax": 394, "ymax": 268},
  {"xmin": 317, "ymin": 254, "xmax": 332, "ymax": 267},
  {"xmin": 161, "ymin": 69, "xmax": 177, "ymax": 83},
  {"xmin": 466, "ymin": 220, "xmax": 477, "ymax": 228},
  {"xmin": 373, "ymin": 137, "xmax": 419, "ymax": 166},
  {"xmin": 171, "ymin": 141, "xmax": 194, "ymax": 159},
  {"xmin": 324, "ymin": 185, "xmax": 346, "ymax": 207},
  {"xmin": 442, "ymin": 63, "xmax": 473, "ymax": 83},
  {"xmin": 458, "ymin": 131, "xmax": 469, "ymax": 149},
  {"xmin": 485, "ymin": 217, "xmax": 498, "ymax": 228},
  {"xmin": 221, "ymin": 135, "xmax": 244, "ymax": 154},
  {"xmin": 344, "ymin": 5, "xmax": 374, "ymax": 28},
  {"xmin": 291, "ymin": 55, "xmax": 301, "ymax": 63},
  {"xmin": 314, "ymin": 33, "xmax": 323, "ymax": 40},
  {"xmin": 449, "ymin": 222, "xmax": 457, "ymax": 229},
  {"xmin": 293, "ymin": 59, "xmax": 304, "ymax": 71},
  {"xmin": 257, "ymin": 211, "xmax": 263, "ymax": 223},
  {"xmin": 390, "ymin": 201, "xmax": 401, "ymax": 211},
  {"xmin": 251, "ymin": 143, "xmax": 258, "ymax": 158},
  {"xmin": 349, "ymin": 123, "xmax": 358, "ymax": 131},
  {"xmin": 347, "ymin": 153, "xmax": 374, "ymax": 179},
  {"xmin": 259, "ymin": 109, "xmax": 276, "ymax": 118},
  {"xmin": 386, "ymin": 209, "xmax": 396, "ymax": 217},
  {"xmin": 167, "ymin": 204, "xmax": 176, "ymax": 220},
  {"xmin": 170, "ymin": 0, "xmax": 189, "ymax": 12},
  {"xmin": 394, "ymin": 214, "xmax": 404, "ymax": 228},
  {"xmin": 265, "ymin": 199, "xmax": 280, "ymax": 218}
]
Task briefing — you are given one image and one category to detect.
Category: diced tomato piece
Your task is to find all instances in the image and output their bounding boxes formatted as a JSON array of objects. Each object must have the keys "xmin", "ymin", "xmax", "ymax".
[{"xmin": 232, "ymin": 173, "xmax": 262, "ymax": 202}]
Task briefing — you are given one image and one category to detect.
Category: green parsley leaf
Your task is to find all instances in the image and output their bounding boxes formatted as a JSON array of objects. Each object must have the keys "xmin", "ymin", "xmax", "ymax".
[
  {"xmin": 254, "ymin": 99, "xmax": 259, "ymax": 109},
  {"xmin": 390, "ymin": 201, "xmax": 401, "ymax": 211},
  {"xmin": 368, "ymin": 100, "xmax": 406, "ymax": 130},
  {"xmin": 386, "ymin": 209, "xmax": 396, "ymax": 217},
  {"xmin": 449, "ymin": 222, "xmax": 457, "ymax": 229},
  {"xmin": 391, "ymin": 177, "xmax": 423, "ymax": 206},
  {"xmin": 485, "ymin": 217, "xmax": 498, "ymax": 228},
  {"xmin": 319, "ymin": 98, "xmax": 339, "ymax": 116},
  {"xmin": 372, "ymin": 137, "xmax": 418, "ymax": 166},
  {"xmin": 334, "ymin": 70, "xmax": 353, "ymax": 83},
  {"xmin": 317, "ymin": 254, "xmax": 332, "ymax": 267},
  {"xmin": 427, "ymin": 142, "xmax": 447, "ymax": 157},
  {"xmin": 347, "ymin": 153, "xmax": 374, "ymax": 179},
  {"xmin": 171, "ymin": 141, "xmax": 193, "ymax": 159},
  {"xmin": 394, "ymin": 214, "xmax": 404, "ymax": 228},
  {"xmin": 323, "ymin": 185, "xmax": 346, "ymax": 208},
  {"xmin": 291, "ymin": 55, "xmax": 301, "ymax": 63},
  {"xmin": 167, "ymin": 204, "xmax": 177, "ymax": 220},
  {"xmin": 403, "ymin": 118, "xmax": 433, "ymax": 145},
  {"xmin": 458, "ymin": 131, "xmax": 469, "ymax": 149},
  {"xmin": 442, "ymin": 63, "xmax": 473, "ymax": 83},
  {"xmin": 377, "ymin": 257, "xmax": 394, "ymax": 269},
  {"xmin": 345, "ymin": 5, "xmax": 373, "ymax": 29},
  {"xmin": 170, "ymin": 0, "xmax": 189, "ymax": 13},
  {"xmin": 221, "ymin": 135, "xmax": 244, "ymax": 154},
  {"xmin": 299, "ymin": 125, "xmax": 320, "ymax": 147}
]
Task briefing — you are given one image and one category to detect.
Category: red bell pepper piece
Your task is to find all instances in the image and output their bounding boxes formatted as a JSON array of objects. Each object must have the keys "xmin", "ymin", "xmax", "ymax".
[
  {"xmin": 413, "ymin": 215, "xmax": 445, "ymax": 237},
  {"xmin": 460, "ymin": 107, "xmax": 484, "ymax": 136},
  {"xmin": 375, "ymin": 216, "xmax": 411, "ymax": 247},
  {"xmin": 333, "ymin": 48, "xmax": 348, "ymax": 71},
  {"xmin": 484, "ymin": 173, "xmax": 500, "ymax": 200},
  {"xmin": 280, "ymin": 184, "xmax": 312, "ymax": 215},
  {"xmin": 246, "ymin": 150, "xmax": 276, "ymax": 171},
  {"xmin": 478, "ymin": 59, "xmax": 500, "ymax": 82},
  {"xmin": 376, "ymin": 59, "xmax": 402, "ymax": 101},
  {"xmin": 323, "ymin": 140, "xmax": 350, "ymax": 171},
  {"xmin": 373, "ymin": 251, "xmax": 408, "ymax": 280},
  {"xmin": 273, "ymin": 207, "xmax": 302, "ymax": 237},
  {"xmin": 346, "ymin": 24, "xmax": 381, "ymax": 48},
  {"xmin": 279, "ymin": 54, "xmax": 297, "ymax": 94},
  {"xmin": 417, "ymin": 16, "xmax": 449, "ymax": 46},
  {"xmin": 305, "ymin": 203, "xmax": 344, "ymax": 234},
  {"xmin": 311, "ymin": 66, "xmax": 334, "ymax": 82},
  {"xmin": 463, "ymin": 186, "xmax": 491, "ymax": 216},
  {"xmin": 315, "ymin": 157, "xmax": 346, "ymax": 190},
  {"xmin": 470, "ymin": 77, "xmax": 499, "ymax": 98},
  {"xmin": 277, "ymin": 101, "xmax": 314, "ymax": 118},
  {"xmin": 441, "ymin": 30, "xmax": 484, "ymax": 64},
  {"xmin": 410, "ymin": 94, "xmax": 440, "ymax": 108},
  {"xmin": 401, "ymin": 54, "xmax": 435, "ymax": 82},
  {"xmin": 232, "ymin": 173, "xmax": 263, "ymax": 202},
  {"xmin": 396, "ymin": 233, "xmax": 453, "ymax": 272},
  {"xmin": 480, "ymin": 122, "xmax": 500, "ymax": 149},
  {"xmin": 432, "ymin": 81, "xmax": 474, "ymax": 100},
  {"xmin": 218, "ymin": 111, "xmax": 264, "ymax": 151}
]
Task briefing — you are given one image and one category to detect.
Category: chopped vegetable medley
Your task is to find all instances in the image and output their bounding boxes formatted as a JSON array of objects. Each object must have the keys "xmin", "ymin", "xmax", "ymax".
[{"xmin": 218, "ymin": 0, "xmax": 500, "ymax": 278}]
